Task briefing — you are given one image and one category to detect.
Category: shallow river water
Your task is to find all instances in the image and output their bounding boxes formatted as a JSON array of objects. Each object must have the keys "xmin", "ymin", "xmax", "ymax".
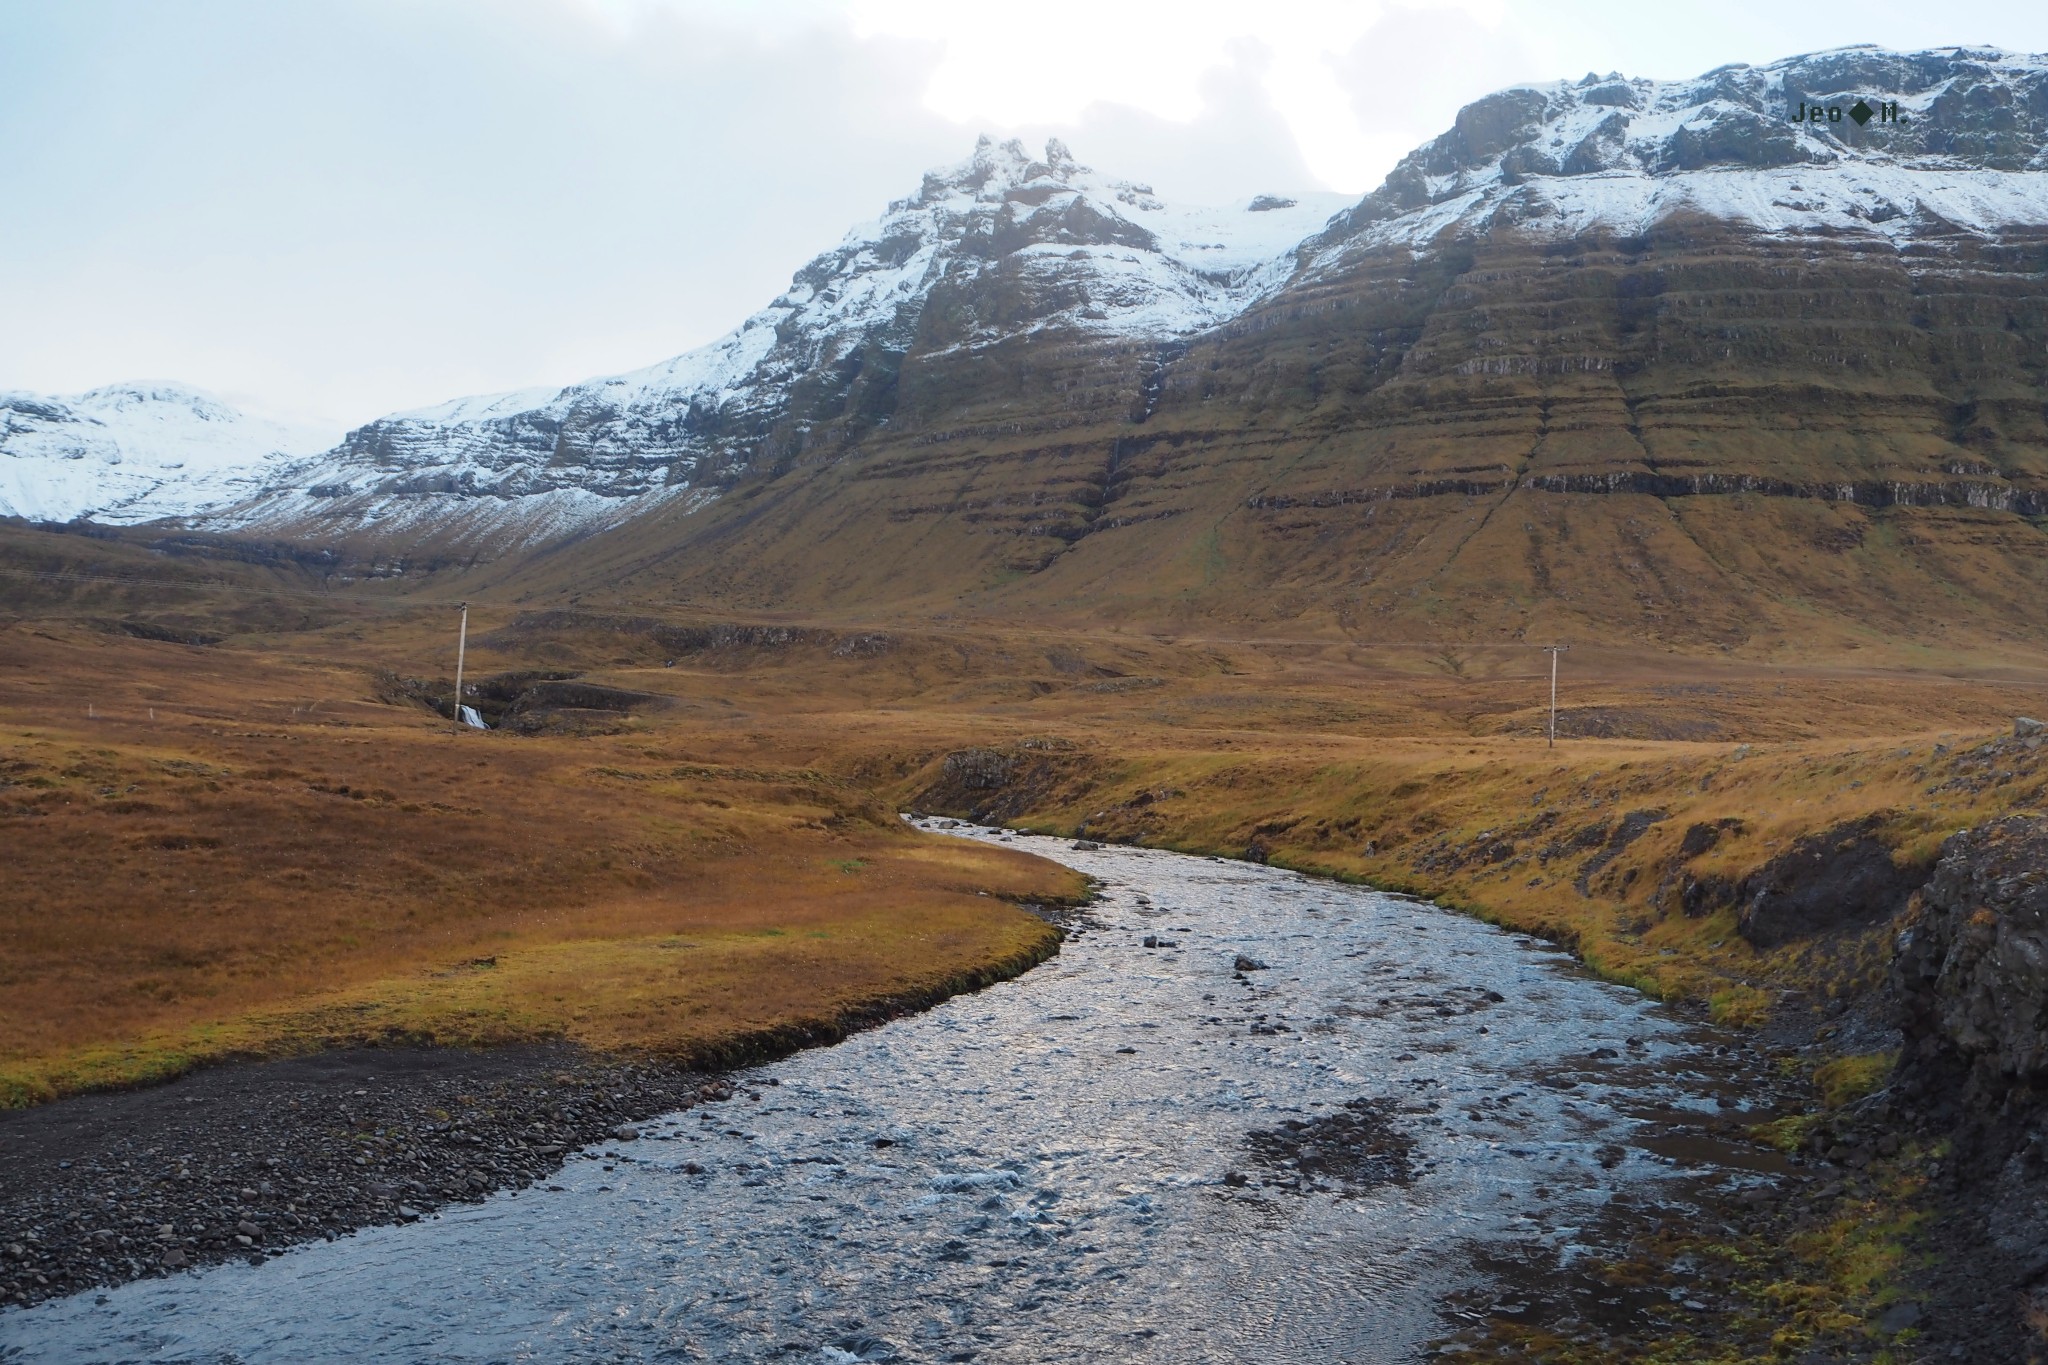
[{"xmin": 2, "ymin": 824, "xmax": 1785, "ymax": 1364}]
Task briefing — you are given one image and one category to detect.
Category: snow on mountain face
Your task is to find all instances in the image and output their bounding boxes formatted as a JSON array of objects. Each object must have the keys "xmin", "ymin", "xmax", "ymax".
[
  {"xmin": 212, "ymin": 139, "xmax": 1349, "ymax": 545},
  {"xmin": 0, "ymin": 384, "xmax": 340, "ymax": 524},
  {"xmin": 1307, "ymin": 45, "xmax": 2048, "ymax": 263},
  {"xmin": 35, "ymin": 49, "xmax": 2048, "ymax": 552}
]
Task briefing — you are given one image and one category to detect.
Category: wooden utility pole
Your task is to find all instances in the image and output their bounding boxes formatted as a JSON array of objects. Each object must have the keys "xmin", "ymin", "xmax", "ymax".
[
  {"xmin": 1543, "ymin": 644, "xmax": 1569, "ymax": 747},
  {"xmin": 452, "ymin": 602, "xmax": 469, "ymax": 735}
]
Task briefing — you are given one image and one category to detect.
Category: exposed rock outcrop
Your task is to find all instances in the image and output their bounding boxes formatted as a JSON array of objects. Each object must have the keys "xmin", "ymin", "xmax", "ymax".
[
  {"xmin": 1893, "ymin": 815, "xmax": 2048, "ymax": 1104},
  {"xmin": 1889, "ymin": 815, "xmax": 2048, "ymax": 1317},
  {"xmin": 918, "ymin": 741, "xmax": 1087, "ymax": 825},
  {"xmin": 1736, "ymin": 815, "xmax": 1931, "ymax": 948}
]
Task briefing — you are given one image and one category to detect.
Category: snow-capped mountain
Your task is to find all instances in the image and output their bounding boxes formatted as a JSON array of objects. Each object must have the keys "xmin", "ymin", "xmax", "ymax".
[
  {"xmin": 0, "ymin": 384, "xmax": 340, "ymax": 524},
  {"xmin": 206, "ymin": 138, "xmax": 1349, "ymax": 547},
  {"xmin": 13, "ymin": 46, "xmax": 2048, "ymax": 560},
  {"xmin": 1306, "ymin": 45, "xmax": 2048, "ymax": 265}
]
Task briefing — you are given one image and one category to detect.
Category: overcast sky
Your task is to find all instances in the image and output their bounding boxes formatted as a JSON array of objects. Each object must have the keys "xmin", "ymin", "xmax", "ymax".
[{"xmin": 6, "ymin": 0, "xmax": 2048, "ymax": 431}]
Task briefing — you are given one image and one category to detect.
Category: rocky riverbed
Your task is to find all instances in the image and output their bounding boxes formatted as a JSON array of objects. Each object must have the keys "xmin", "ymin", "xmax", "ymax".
[{"xmin": 0, "ymin": 1045, "xmax": 730, "ymax": 1310}]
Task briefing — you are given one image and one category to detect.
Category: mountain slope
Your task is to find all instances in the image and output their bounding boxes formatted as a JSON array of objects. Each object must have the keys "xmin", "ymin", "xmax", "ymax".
[
  {"xmin": 210, "ymin": 139, "xmax": 1347, "ymax": 553},
  {"xmin": 0, "ymin": 385, "xmax": 337, "ymax": 525},
  {"xmin": 486, "ymin": 46, "xmax": 2048, "ymax": 657}
]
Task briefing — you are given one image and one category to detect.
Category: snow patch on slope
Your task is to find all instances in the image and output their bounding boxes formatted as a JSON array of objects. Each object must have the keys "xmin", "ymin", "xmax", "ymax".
[{"xmin": 0, "ymin": 384, "xmax": 341, "ymax": 524}]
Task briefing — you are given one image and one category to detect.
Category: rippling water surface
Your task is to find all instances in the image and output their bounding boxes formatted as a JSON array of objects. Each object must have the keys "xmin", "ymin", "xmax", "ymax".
[{"xmin": 2, "ymin": 826, "xmax": 1775, "ymax": 1363}]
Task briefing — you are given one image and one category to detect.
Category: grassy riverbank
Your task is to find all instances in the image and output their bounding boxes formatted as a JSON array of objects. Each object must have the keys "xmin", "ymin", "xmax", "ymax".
[
  {"xmin": 901, "ymin": 726, "xmax": 2046, "ymax": 1021},
  {"xmin": 0, "ymin": 623, "xmax": 1081, "ymax": 1106}
]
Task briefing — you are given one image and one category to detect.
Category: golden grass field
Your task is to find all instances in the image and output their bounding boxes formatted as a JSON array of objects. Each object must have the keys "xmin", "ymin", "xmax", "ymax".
[
  {"xmin": 0, "ymin": 617, "xmax": 1084, "ymax": 1105},
  {"xmin": 4, "ymin": 532, "xmax": 2046, "ymax": 1112}
]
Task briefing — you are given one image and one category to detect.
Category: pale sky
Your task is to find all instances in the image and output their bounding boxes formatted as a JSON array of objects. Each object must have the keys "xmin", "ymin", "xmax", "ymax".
[{"xmin": 5, "ymin": 0, "xmax": 2048, "ymax": 432}]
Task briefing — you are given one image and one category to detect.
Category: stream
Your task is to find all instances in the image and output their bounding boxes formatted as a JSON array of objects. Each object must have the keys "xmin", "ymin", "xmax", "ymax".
[{"xmin": 0, "ymin": 823, "xmax": 1789, "ymax": 1363}]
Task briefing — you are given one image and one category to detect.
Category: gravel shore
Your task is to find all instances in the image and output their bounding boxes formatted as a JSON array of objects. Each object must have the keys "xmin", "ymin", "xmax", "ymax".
[{"xmin": 0, "ymin": 1044, "xmax": 734, "ymax": 1310}]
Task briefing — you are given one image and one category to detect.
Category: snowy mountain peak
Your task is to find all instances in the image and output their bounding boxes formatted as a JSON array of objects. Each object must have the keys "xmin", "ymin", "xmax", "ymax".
[
  {"xmin": 75, "ymin": 382, "xmax": 242, "ymax": 423},
  {"xmin": 0, "ymin": 383, "xmax": 340, "ymax": 525},
  {"xmin": 207, "ymin": 138, "xmax": 1350, "ymax": 548},
  {"xmin": 899, "ymin": 135, "xmax": 1085, "ymax": 209},
  {"xmin": 1313, "ymin": 45, "xmax": 2048, "ymax": 257}
]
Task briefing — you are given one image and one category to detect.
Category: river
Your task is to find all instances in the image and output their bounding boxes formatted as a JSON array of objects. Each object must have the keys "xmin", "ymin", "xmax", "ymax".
[{"xmin": 0, "ymin": 823, "xmax": 1786, "ymax": 1363}]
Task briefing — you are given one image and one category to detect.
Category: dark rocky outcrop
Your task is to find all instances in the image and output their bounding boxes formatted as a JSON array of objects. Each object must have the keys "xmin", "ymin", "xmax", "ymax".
[
  {"xmin": 1888, "ymin": 816, "xmax": 2048, "ymax": 1328},
  {"xmin": 915, "ymin": 741, "xmax": 1087, "ymax": 825},
  {"xmin": 1736, "ymin": 815, "xmax": 1931, "ymax": 948},
  {"xmin": 1893, "ymin": 815, "xmax": 2048, "ymax": 1105}
]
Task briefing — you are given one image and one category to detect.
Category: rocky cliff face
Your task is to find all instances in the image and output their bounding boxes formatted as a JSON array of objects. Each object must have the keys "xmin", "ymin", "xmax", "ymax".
[
  {"xmin": 1895, "ymin": 811, "xmax": 2048, "ymax": 1107},
  {"xmin": 1889, "ymin": 806, "xmax": 2048, "ymax": 1302}
]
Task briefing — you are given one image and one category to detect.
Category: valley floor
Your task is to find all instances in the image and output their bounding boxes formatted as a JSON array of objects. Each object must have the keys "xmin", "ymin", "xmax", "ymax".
[{"xmin": 5, "ymin": 538, "xmax": 2048, "ymax": 1357}]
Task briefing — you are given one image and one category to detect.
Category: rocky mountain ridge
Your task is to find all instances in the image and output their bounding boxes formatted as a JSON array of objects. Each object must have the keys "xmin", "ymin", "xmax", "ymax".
[
  {"xmin": 505, "ymin": 44, "xmax": 2048, "ymax": 649},
  {"xmin": 1308, "ymin": 44, "xmax": 2048, "ymax": 260},
  {"xmin": 205, "ymin": 43, "xmax": 2048, "ymax": 576},
  {"xmin": 201, "ymin": 138, "xmax": 1348, "ymax": 551}
]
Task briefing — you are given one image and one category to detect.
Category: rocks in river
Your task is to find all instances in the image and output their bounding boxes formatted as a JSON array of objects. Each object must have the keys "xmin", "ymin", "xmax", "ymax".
[
  {"xmin": 611, "ymin": 1125, "xmax": 640, "ymax": 1142},
  {"xmin": 1243, "ymin": 1098, "xmax": 1417, "ymax": 1194},
  {"xmin": 1234, "ymin": 955, "xmax": 1269, "ymax": 972},
  {"xmin": 160, "ymin": 1248, "xmax": 188, "ymax": 1269},
  {"xmin": 1071, "ymin": 839, "xmax": 1102, "ymax": 850}
]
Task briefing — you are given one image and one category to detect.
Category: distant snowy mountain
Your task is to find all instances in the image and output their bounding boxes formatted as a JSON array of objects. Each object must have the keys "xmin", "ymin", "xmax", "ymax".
[
  {"xmin": 207, "ymin": 137, "xmax": 1350, "ymax": 547},
  {"xmin": 0, "ymin": 384, "xmax": 340, "ymax": 524},
  {"xmin": 1305, "ymin": 45, "xmax": 2048, "ymax": 266}
]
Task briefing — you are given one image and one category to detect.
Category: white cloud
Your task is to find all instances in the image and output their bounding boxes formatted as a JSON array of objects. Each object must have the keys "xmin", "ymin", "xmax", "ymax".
[{"xmin": 846, "ymin": 0, "xmax": 1515, "ymax": 190}]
